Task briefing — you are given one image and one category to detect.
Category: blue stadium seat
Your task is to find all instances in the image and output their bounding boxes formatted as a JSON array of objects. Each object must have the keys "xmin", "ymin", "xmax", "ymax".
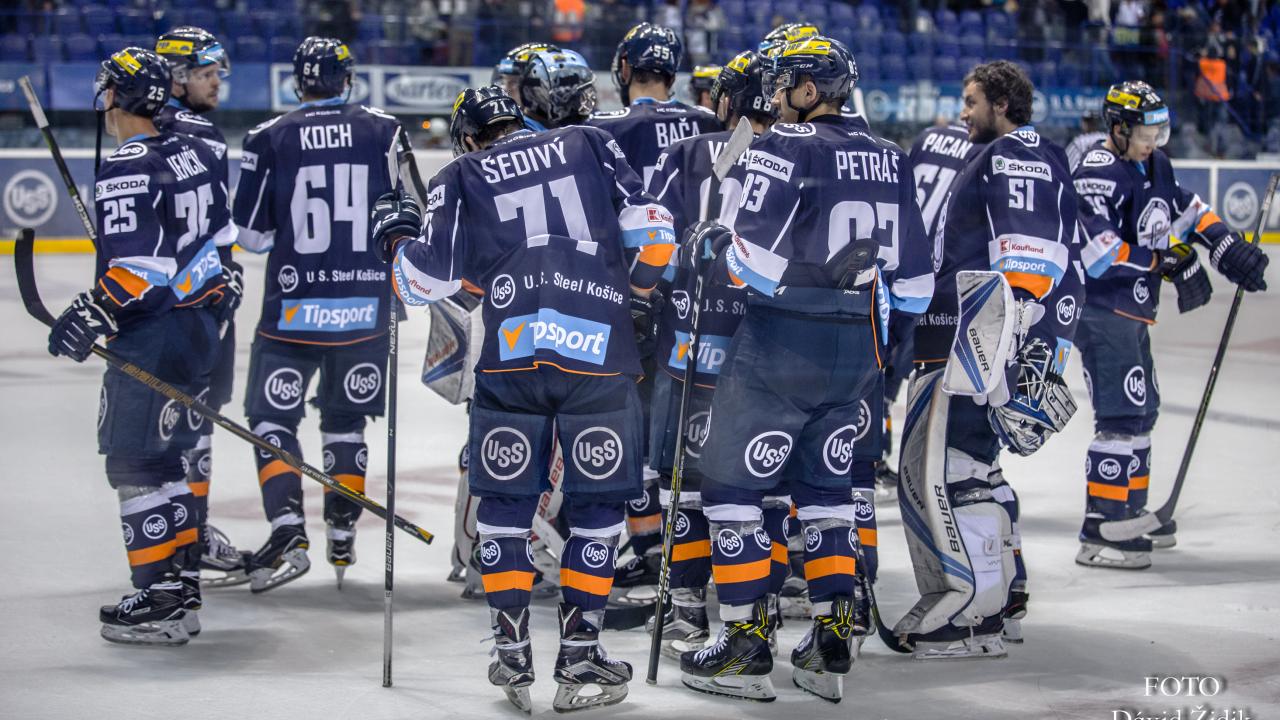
[
  {"xmin": 881, "ymin": 30, "xmax": 904, "ymax": 54},
  {"xmin": 854, "ymin": 30, "xmax": 880, "ymax": 57},
  {"xmin": 857, "ymin": 56, "xmax": 879, "ymax": 83},
  {"xmin": 958, "ymin": 10, "xmax": 983, "ymax": 35},
  {"xmin": 855, "ymin": 4, "xmax": 880, "ymax": 30},
  {"xmin": 721, "ymin": 0, "xmax": 747, "ymax": 17},
  {"xmin": 880, "ymin": 55, "xmax": 907, "ymax": 81},
  {"xmin": 959, "ymin": 32, "xmax": 985, "ymax": 57},
  {"xmin": 169, "ymin": 7, "xmax": 218, "ymax": 33},
  {"xmin": 908, "ymin": 53, "xmax": 932, "ymax": 81},
  {"xmin": 114, "ymin": 8, "xmax": 153, "ymax": 36},
  {"xmin": 251, "ymin": 10, "xmax": 287, "ymax": 39},
  {"xmin": 933, "ymin": 55, "xmax": 958, "ymax": 81},
  {"xmin": 53, "ymin": 8, "xmax": 83, "ymax": 35},
  {"xmin": 829, "ymin": 2, "xmax": 854, "ymax": 23},
  {"xmin": 802, "ymin": 0, "xmax": 828, "ymax": 23},
  {"xmin": 934, "ymin": 9, "xmax": 958, "ymax": 32},
  {"xmin": 220, "ymin": 10, "xmax": 254, "ymax": 40},
  {"xmin": 908, "ymin": 32, "xmax": 934, "ymax": 59},
  {"xmin": 64, "ymin": 33, "xmax": 99, "ymax": 61},
  {"xmin": 81, "ymin": 5, "xmax": 114, "ymax": 34},
  {"xmin": 123, "ymin": 35, "xmax": 155, "ymax": 51},
  {"xmin": 1, "ymin": 35, "xmax": 29, "ymax": 62},
  {"xmin": 32, "ymin": 37, "xmax": 65, "ymax": 63},
  {"xmin": 988, "ymin": 39, "xmax": 1016, "ymax": 60},
  {"xmin": 957, "ymin": 55, "xmax": 983, "ymax": 75},
  {"xmin": 358, "ymin": 14, "xmax": 385, "ymax": 41},
  {"xmin": 97, "ymin": 33, "xmax": 125, "ymax": 56},
  {"xmin": 1057, "ymin": 62, "xmax": 1081, "ymax": 86},
  {"xmin": 985, "ymin": 10, "xmax": 1012, "ymax": 40},
  {"xmin": 235, "ymin": 36, "xmax": 267, "ymax": 63},
  {"xmin": 269, "ymin": 36, "xmax": 294, "ymax": 62},
  {"xmin": 935, "ymin": 34, "xmax": 959, "ymax": 58},
  {"xmin": 773, "ymin": 0, "xmax": 801, "ymax": 22},
  {"xmin": 1033, "ymin": 60, "xmax": 1056, "ymax": 86}
]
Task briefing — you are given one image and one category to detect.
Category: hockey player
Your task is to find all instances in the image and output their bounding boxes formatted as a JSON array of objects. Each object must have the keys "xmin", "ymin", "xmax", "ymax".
[
  {"xmin": 493, "ymin": 42, "xmax": 561, "ymax": 132},
  {"xmin": 520, "ymin": 48, "xmax": 598, "ymax": 130},
  {"xmin": 154, "ymin": 25, "xmax": 251, "ymax": 589},
  {"xmin": 898, "ymin": 60, "xmax": 1080, "ymax": 660},
  {"xmin": 231, "ymin": 37, "xmax": 407, "ymax": 592},
  {"xmin": 588, "ymin": 22, "xmax": 722, "ymax": 595},
  {"xmin": 643, "ymin": 49, "xmax": 776, "ymax": 658},
  {"xmin": 1065, "ymin": 108, "xmax": 1107, "ymax": 172},
  {"xmin": 687, "ymin": 64, "xmax": 720, "ymax": 110},
  {"xmin": 1072, "ymin": 81, "xmax": 1269, "ymax": 569},
  {"xmin": 48, "ymin": 47, "xmax": 233, "ymax": 645},
  {"xmin": 679, "ymin": 37, "xmax": 933, "ymax": 702},
  {"xmin": 372, "ymin": 85, "xmax": 676, "ymax": 713}
]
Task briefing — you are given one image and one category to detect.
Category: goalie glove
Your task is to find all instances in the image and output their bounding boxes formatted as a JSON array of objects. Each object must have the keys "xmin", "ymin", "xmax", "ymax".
[
  {"xmin": 1157, "ymin": 244, "xmax": 1212, "ymax": 313},
  {"xmin": 987, "ymin": 336, "xmax": 1078, "ymax": 456},
  {"xmin": 1205, "ymin": 232, "xmax": 1268, "ymax": 292}
]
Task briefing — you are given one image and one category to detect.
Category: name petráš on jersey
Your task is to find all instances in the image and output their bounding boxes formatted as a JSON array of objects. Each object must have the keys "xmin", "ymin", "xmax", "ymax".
[{"xmin": 835, "ymin": 148, "xmax": 901, "ymax": 183}]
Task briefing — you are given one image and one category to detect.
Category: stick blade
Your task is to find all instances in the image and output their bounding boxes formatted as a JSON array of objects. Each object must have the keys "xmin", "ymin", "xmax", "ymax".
[
  {"xmin": 713, "ymin": 116, "xmax": 754, "ymax": 181},
  {"xmin": 13, "ymin": 228, "xmax": 56, "ymax": 327}
]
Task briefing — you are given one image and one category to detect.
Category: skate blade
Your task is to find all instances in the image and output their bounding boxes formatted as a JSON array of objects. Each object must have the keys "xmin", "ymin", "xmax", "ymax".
[
  {"xmin": 680, "ymin": 672, "xmax": 776, "ymax": 702},
  {"xmin": 659, "ymin": 636, "xmax": 709, "ymax": 661},
  {"xmin": 912, "ymin": 634, "xmax": 1007, "ymax": 660},
  {"xmin": 792, "ymin": 668, "xmax": 843, "ymax": 704},
  {"xmin": 250, "ymin": 548, "xmax": 312, "ymax": 593},
  {"xmin": 778, "ymin": 594, "xmax": 812, "ymax": 620},
  {"xmin": 1148, "ymin": 534, "xmax": 1177, "ymax": 549},
  {"xmin": 198, "ymin": 569, "xmax": 251, "ymax": 588},
  {"xmin": 446, "ymin": 566, "xmax": 466, "ymax": 583},
  {"xmin": 552, "ymin": 682, "xmax": 628, "ymax": 713},
  {"xmin": 611, "ymin": 585, "xmax": 657, "ymax": 606},
  {"xmin": 1001, "ymin": 619, "xmax": 1023, "ymax": 644},
  {"xmin": 335, "ymin": 565, "xmax": 346, "ymax": 589},
  {"xmin": 1075, "ymin": 543, "xmax": 1151, "ymax": 570},
  {"xmin": 182, "ymin": 610, "xmax": 201, "ymax": 637},
  {"xmin": 501, "ymin": 685, "xmax": 533, "ymax": 714},
  {"xmin": 101, "ymin": 619, "xmax": 190, "ymax": 647}
]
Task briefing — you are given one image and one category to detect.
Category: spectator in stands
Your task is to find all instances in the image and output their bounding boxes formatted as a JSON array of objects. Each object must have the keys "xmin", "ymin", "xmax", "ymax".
[
  {"xmin": 305, "ymin": 0, "xmax": 361, "ymax": 43},
  {"xmin": 552, "ymin": 0, "xmax": 586, "ymax": 45},
  {"xmin": 584, "ymin": 0, "xmax": 642, "ymax": 68},
  {"xmin": 407, "ymin": 0, "xmax": 448, "ymax": 64},
  {"xmin": 684, "ymin": 0, "xmax": 724, "ymax": 67},
  {"xmin": 1194, "ymin": 33, "xmax": 1232, "ymax": 135}
]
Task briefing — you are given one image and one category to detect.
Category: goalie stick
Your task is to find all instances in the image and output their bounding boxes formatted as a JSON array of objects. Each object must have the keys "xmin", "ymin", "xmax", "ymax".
[
  {"xmin": 1101, "ymin": 172, "xmax": 1279, "ymax": 542},
  {"xmin": 12, "ymin": 228, "xmax": 435, "ymax": 547}
]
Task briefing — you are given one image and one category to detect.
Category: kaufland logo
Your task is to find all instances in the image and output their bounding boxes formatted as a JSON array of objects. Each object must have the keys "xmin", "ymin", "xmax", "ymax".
[{"xmin": 1000, "ymin": 238, "xmax": 1047, "ymax": 257}]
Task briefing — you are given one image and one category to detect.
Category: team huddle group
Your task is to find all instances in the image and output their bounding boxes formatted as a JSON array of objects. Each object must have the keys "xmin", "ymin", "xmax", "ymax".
[{"xmin": 42, "ymin": 16, "xmax": 1269, "ymax": 712}]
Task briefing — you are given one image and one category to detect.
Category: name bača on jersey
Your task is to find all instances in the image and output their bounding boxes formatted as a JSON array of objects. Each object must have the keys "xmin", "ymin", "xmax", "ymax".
[{"xmin": 232, "ymin": 101, "xmax": 405, "ymax": 345}]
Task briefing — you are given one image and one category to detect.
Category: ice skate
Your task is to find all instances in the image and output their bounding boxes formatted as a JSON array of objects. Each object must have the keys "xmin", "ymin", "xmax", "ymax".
[
  {"xmin": 679, "ymin": 598, "xmax": 776, "ymax": 702},
  {"xmin": 791, "ymin": 595, "xmax": 859, "ymax": 703},
  {"xmin": 198, "ymin": 524, "xmax": 252, "ymax": 588},
  {"xmin": 909, "ymin": 616, "xmax": 1008, "ymax": 660},
  {"xmin": 1077, "ymin": 517, "xmax": 1152, "ymax": 570},
  {"xmin": 248, "ymin": 524, "xmax": 311, "ymax": 593},
  {"xmin": 179, "ymin": 570, "xmax": 201, "ymax": 637},
  {"xmin": 874, "ymin": 459, "xmax": 899, "ymax": 500},
  {"xmin": 99, "ymin": 579, "xmax": 189, "ymax": 647},
  {"xmin": 1148, "ymin": 517, "xmax": 1177, "ymax": 549},
  {"xmin": 488, "ymin": 607, "xmax": 535, "ymax": 714},
  {"xmin": 553, "ymin": 603, "xmax": 632, "ymax": 713},
  {"xmin": 779, "ymin": 554, "xmax": 811, "ymax": 619},
  {"xmin": 326, "ymin": 521, "xmax": 355, "ymax": 588},
  {"xmin": 646, "ymin": 587, "xmax": 709, "ymax": 660},
  {"xmin": 610, "ymin": 548, "xmax": 660, "ymax": 606},
  {"xmin": 1002, "ymin": 590, "xmax": 1028, "ymax": 644}
]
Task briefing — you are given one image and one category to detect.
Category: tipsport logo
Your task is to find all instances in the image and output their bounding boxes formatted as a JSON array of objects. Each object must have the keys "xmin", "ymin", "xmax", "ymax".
[
  {"xmin": 497, "ymin": 309, "xmax": 610, "ymax": 366},
  {"xmin": 344, "ymin": 363, "xmax": 383, "ymax": 404},
  {"xmin": 356, "ymin": 447, "xmax": 368, "ymax": 471},
  {"xmin": 98, "ymin": 387, "xmax": 108, "ymax": 430},
  {"xmin": 580, "ymin": 541, "xmax": 611, "ymax": 569},
  {"xmin": 744, "ymin": 431, "xmax": 792, "ymax": 479},
  {"xmin": 264, "ymin": 367, "xmax": 305, "ymax": 411},
  {"xmin": 572, "ymin": 426, "xmax": 623, "ymax": 481},
  {"xmin": 481, "ymin": 427, "xmax": 531, "ymax": 481},
  {"xmin": 170, "ymin": 239, "xmax": 221, "ymax": 301},
  {"xmin": 669, "ymin": 332, "xmax": 730, "ymax": 375},
  {"xmin": 278, "ymin": 297, "xmax": 379, "ymax": 333}
]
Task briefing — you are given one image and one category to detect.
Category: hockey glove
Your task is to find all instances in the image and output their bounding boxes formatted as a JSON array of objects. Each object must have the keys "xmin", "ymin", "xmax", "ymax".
[
  {"xmin": 213, "ymin": 257, "xmax": 244, "ymax": 324},
  {"xmin": 48, "ymin": 290, "xmax": 118, "ymax": 362},
  {"xmin": 630, "ymin": 288, "xmax": 664, "ymax": 357},
  {"xmin": 1157, "ymin": 244, "xmax": 1212, "ymax": 313},
  {"xmin": 683, "ymin": 221, "xmax": 734, "ymax": 267},
  {"xmin": 1206, "ymin": 233, "xmax": 1268, "ymax": 291},
  {"xmin": 987, "ymin": 337, "xmax": 1077, "ymax": 456},
  {"xmin": 371, "ymin": 190, "xmax": 423, "ymax": 264}
]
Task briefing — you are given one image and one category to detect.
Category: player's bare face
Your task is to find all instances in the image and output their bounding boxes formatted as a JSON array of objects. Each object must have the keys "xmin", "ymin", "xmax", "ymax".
[
  {"xmin": 103, "ymin": 88, "xmax": 119, "ymax": 136},
  {"xmin": 961, "ymin": 82, "xmax": 997, "ymax": 143},
  {"xmin": 182, "ymin": 65, "xmax": 221, "ymax": 113},
  {"xmin": 1124, "ymin": 125, "xmax": 1160, "ymax": 162}
]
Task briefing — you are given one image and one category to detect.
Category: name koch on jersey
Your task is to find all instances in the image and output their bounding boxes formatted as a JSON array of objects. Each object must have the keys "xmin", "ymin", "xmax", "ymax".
[
  {"xmin": 92, "ymin": 133, "xmax": 232, "ymax": 321},
  {"xmin": 232, "ymin": 99, "xmax": 405, "ymax": 345},
  {"xmin": 392, "ymin": 125, "xmax": 676, "ymax": 376}
]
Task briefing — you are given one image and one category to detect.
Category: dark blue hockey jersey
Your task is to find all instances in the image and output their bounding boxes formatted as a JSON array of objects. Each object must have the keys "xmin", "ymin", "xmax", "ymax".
[
  {"xmin": 722, "ymin": 114, "xmax": 934, "ymax": 328},
  {"xmin": 1073, "ymin": 146, "xmax": 1228, "ymax": 323},
  {"xmin": 393, "ymin": 126, "xmax": 677, "ymax": 377},
  {"xmin": 154, "ymin": 98, "xmax": 228, "ymax": 164},
  {"xmin": 647, "ymin": 129, "xmax": 751, "ymax": 386},
  {"xmin": 909, "ymin": 123, "xmax": 978, "ymax": 242},
  {"xmin": 232, "ymin": 99, "xmax": 405, "ymax": 345},
  {"xmin": 914, "ymin": 126, "xmax": 1081, "ymax": 369},
  {"xmin": 586, "ymin": 98, "xmax": 723, "ymax": 189},
  {"xmin": 92, "ymin": 132, "xmax": 232, "ymax": 325}
]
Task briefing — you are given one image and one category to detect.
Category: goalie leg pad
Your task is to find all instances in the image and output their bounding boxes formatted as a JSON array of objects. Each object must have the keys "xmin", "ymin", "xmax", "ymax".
[{"xmin": 421, "ymin": 293, "xmax": 482, "ymax": 404}]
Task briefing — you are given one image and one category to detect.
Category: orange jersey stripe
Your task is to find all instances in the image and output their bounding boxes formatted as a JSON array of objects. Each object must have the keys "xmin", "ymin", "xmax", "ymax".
[
  {"xmin": 258, "ymin": 459, "xmax": 297, "ymax": 487},
  {"xmin": 672, "ymin": 539, "xmax": 712, "ymax": 563},
  {"xmin": 104, "ymin": 266, "xmax": 151, "ymax": 298},
  {"xmin": 804, "ymin": 554, "xmax": 856, "ymax": 581},
  {"xmin": 187, "ymin": 481, "xmax": 210, "ymax": 498},
  {"xmin": 481, "ymin": 569, "xmax": 536, "ymax": 594},
  {"xmin": 1088, "ymin": 481, "xmax": 1129, "ymax": 501},
  {"xmin": 1196, "ymin": 211, "xmax": 1223, "ymax": 233},
  {"xmin": 334, "ymin": 473, "xmax": 366, "ymax": 494},
  {"xmin": 127, "ymin": 539, "xmax": 177, "ymax": 567},
  {"xmin": 174, "ymin": 527, "xmax": 199, "ymax": 547},
  {"xmin": 712, "ymin": 558, "xmax": 771, "ymax": 586},
  {"xmin": 626, "ymin": 513, "xmax": 662, "ymax": 536},
  {"xmin": 637, "ymin": 243, "xmax": 674, "ymax": 269},
  {"xmin": 560, "ymin": 568, "xmax": 614, "ymax": 596},
  {"xmin": 1128, "ymin": 474, "xmax": 1150, "ymax": 491},
  {"xmin": 1004, "ymin": 271, "xmax": 1053, "ymax": 299},
  {"xmin": 858, "ymin": 527, "xmax": 878, "ymax": 548},
  {"xmin": 770, "ymin": 542, "xmax": 788, "ymax": 565}
]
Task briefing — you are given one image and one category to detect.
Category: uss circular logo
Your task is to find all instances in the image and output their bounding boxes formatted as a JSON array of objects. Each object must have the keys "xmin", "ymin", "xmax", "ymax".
[
  {"xmin": 744, "ymin": 431, "xmax": 792, "ymax": 479},
  {"xmin": 4, "ymin": 169, "xmax": 58, "ymax": 227},
  {"xmin": 490, "ymin": 274, "xmax": 516, "ymax": 309},
  {"xmin": 1221, "ymin": 181, "xmax": 1258, "ymax": 229}
]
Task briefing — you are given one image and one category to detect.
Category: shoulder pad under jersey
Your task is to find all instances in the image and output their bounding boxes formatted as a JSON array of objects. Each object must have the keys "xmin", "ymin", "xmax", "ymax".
[
  {"xmin": 106, "ymin": 141, "xmax": 150, "ymax": 163},
  {"xmin": 768, "ymin": 122, "xmax": 816, "ymax": 138},
  {"xmin": 247, "ymin": 114, "xmax": 285, "ymax": 136},
  {"xmin": 360, "ymin": 104, "xmax": 398, "ymax": 121},
  {"xmin": 1081, "ymin": 148, "xmax": 1116, "ymax": 168},
  {"xmin": 173, "ymin": 109, "xmax": 214, "ymax": 127},
  {"xmin": 590, "ymin": 108, "xmax": 631, "ymax": 120}
]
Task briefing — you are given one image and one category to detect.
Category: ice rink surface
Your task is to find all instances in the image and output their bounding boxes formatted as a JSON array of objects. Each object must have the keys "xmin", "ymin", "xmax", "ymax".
[{"xmin": 2, "ymin": 253, "xmax": 1277, "ymax": 719}]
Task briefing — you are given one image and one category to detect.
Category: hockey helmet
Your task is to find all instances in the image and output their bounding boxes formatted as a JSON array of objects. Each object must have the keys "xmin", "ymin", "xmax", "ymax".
[
  {"xmin": 94, "ymin": 47, "xmax": 172, "ymax": 117},
  {"xmin": 155, "ymin": 26, "xmax": 230, "ymax": 83},
  {"xmin": 520, "ymin": 49, "xmax": 598, "ymax": 127},
  {"xmin": 492, "ymin": 42, "xmax": 561, "ymax": 82},
  {"xmin": 766, "ymin": 36, "xmax": 857, "ymax": 103},
  {"xmin": 688, "ymin": 64, "xmax": 721, "ymax": 101},
  {"xmin": 292, "ymin": 37, "xmax": 354, "ymax": 100},
  {"xmin": 758, "ymin": 22, "xmax": 820, "ymax": 54},
  {"xmin": 711, "ymin": 51, "xmax": 774, "ymax": 121},
  {"xmin": 1103, "ymin": 80, "xmax": 1169, "ymax": 147},
  {"xmin": 450, "ymin": 85, "xmax": 524, "ymax": 157},
  {"xmin": 612, "ymin": 22, "xmax": 682, "ymax": 99}
]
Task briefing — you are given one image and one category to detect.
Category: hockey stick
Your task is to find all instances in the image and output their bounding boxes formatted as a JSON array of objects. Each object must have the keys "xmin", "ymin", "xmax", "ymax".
[
  {"xmin": 12, "ymin": 229, "xmax": 435, "ymax": 547},
  {"xmin": 19, "ymin": 76, "xmax": 97, "ymax": 242},
  {"xmin": 1101, "ymin": 173, "xmax": 1278, "ymax": 541},
  {"xmin": 646, "ymin": 118, "xmax": 754, "ymax": 684},
  {"xmin": 382, "ymin": 283, "xmax": 400, "ymax": 687}
]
